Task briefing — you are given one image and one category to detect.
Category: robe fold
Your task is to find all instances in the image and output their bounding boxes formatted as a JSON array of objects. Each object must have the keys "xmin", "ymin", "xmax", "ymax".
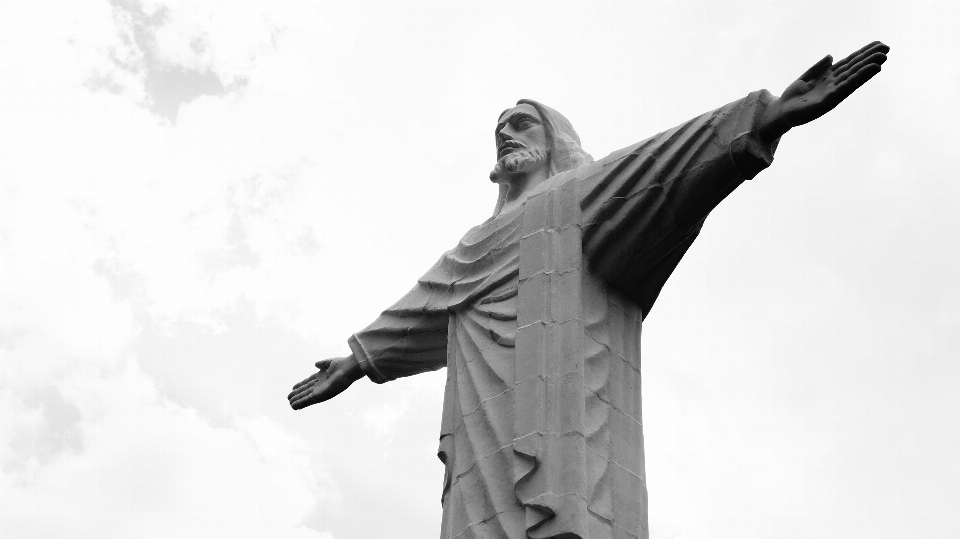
[{"xmin": 346, "ymin": 90, "xmax": 779, "ymax": 539}]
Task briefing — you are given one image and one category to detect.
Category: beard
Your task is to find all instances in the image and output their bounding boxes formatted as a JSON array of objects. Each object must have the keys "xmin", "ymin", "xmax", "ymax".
[{"xmin": 488, "ymin": 147, "xmax": 548, "ymax": 183}]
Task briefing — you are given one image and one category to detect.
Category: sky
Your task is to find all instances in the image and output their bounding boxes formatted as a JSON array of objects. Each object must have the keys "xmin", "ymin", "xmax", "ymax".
[{"xmin": 0, "ymin": 1, "xmax": 957, "ymax": 538}]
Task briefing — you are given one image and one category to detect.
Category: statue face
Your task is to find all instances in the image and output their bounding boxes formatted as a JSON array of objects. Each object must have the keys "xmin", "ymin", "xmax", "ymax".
[
  {"xmin": 489, "ymin": 103, "xmax": 550, "ymax": 184},
  {"xmin": 495, "ymin": 104, "xmax": 548, "ymax": 161}
]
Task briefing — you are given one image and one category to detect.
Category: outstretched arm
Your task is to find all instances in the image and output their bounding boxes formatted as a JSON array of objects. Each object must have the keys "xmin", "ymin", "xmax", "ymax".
[
  {"xmin": 758, "ymin": 41, "xmax": 890, "ymax": 141},
  {"xmin": 578, "ymin": 41, "xmax": 888, "ymax": 318},
  {"xmin": 288, "ymin": 302, "xmax": 448, "ymax": 411},
  {"xmin": 288, "ymin": 258, "xmax": 452, "ymax": 410},
  {"xmin": 578, "ymin": 89, "xmax": 779, "ymax": 317}
]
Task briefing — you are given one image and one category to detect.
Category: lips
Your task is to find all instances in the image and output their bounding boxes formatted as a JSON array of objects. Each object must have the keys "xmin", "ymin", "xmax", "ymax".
[{"xmin": 497, "ymin": 140, "xmax": 525, "ymax": 157}]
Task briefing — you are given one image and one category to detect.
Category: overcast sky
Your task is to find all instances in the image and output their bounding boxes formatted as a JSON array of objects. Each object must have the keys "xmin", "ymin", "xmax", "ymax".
[{"xmin": 1, "ymin": 1, "xmax": 958, "ymax": 538}]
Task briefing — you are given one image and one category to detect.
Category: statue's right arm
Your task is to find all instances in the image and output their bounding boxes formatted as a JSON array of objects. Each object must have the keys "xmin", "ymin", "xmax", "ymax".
[{"xmin": 288, "ymin": 264, "xmax": 451, "ymax": 409}]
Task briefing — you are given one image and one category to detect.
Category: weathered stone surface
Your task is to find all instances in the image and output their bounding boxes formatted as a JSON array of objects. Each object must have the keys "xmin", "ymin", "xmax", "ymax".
[{"xmin": 288, "ymin": 41, "xmax": 889, "ymax": 539}]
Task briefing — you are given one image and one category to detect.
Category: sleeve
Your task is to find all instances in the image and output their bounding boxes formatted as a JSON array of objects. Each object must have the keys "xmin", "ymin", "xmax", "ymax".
[
  {"xmin": 347, "ymin": 279, "xmax": 450, "ymax": 384},
  {"xmin": 579, "ymin": 90, "xmax": 780, "ymax": 318}
]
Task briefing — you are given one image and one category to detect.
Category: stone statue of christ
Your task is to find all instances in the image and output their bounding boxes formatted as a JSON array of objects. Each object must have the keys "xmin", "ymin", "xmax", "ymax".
[{"xmin": 289, "ymin": 41, "xmax": 889, "ymax": 539}]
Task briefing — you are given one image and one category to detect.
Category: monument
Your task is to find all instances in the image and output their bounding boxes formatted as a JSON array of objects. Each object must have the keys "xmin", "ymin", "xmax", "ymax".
[{"xmin": 289, "ymin": 41, "xmax": 889, "ymax": 539}]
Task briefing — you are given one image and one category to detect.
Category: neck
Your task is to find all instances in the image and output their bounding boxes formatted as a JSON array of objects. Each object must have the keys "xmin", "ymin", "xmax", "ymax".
[{"xmin": 495, "ymin": 166, "xmax": 550, "ymax": 216}]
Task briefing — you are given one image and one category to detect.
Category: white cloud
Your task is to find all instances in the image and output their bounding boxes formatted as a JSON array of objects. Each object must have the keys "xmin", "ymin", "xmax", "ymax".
[
  {"xmin": 361, "ymin": 399, "xmax": 408, "ymax": 441},
  {"xmin": 1, "ymin": 361, "xmax": 336, "ymax": 539},
  {"xmin": 70, "ymin": 0, "xmax": 284, "ymax": 123},
  {"xmin": 1, "ymin": 3, "xmax": 344, "ymax": 537}
]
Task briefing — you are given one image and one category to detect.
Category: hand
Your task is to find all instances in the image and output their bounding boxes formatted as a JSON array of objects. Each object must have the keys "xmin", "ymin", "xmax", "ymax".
[
  {"xmin": 759, "ymin": 41, "xmax": 890, "ymax": 141},
  {"xmin": 288, "ymin": 354, "xmax": 364, "ymax": 410}
]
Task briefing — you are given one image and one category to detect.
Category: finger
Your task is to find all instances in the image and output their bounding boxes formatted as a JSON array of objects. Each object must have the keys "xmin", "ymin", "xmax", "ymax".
[
  {"xmin": 292, "ymin": 382, "xmax": 337, "ymax": 409},
  {"xmin": 800, "ymin": 54, "xmax": 833, "ymax": 82},
  {"xmin": 833, "ymin": 41, "xmax": 889, "ymax": 72},
  {"xmin": 287, "ymin": 386, "xmax": 308, "ymax": 402},
  {"xmin": 291, "ymin": 373, "xmax": 316, "ymax": 391},
  {"xmin": 315, "ymin": 358, "xmax": 335, "ymax": 370},
  {"xmin": 836, "ymin": 52, "xmax": 887, "ymax": 84},
  {"xmin": 291, "ymin": 394, "xmax": 317, "ymax": 410},
  {"xmin": 288, "ymin": 376, "xmax": 317, "ymax": 399},
  {"xmin": 288, "ymin": 383, "xmax": 316, "ymax": 403},
  {"xmin": 835, "ymin": 41, "xmax": 881, "ymax": 66},
  {"xmin": 835, "ymin": 51, "xmax": 887, "ymax": 79},
  {"xmin": 834, "ymin": 63, "xmax": 882, "ymax": 101}
]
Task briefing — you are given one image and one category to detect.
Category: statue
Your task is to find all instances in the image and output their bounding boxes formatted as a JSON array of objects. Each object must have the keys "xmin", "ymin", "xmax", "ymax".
[{"xmin": 289, "ymin": 41, "xmax": 889, "ymax": 539}]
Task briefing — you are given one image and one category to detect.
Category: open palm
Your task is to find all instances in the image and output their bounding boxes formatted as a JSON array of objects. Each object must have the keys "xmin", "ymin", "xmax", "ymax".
[
  {"xmin": 762, "ymin": 41, "xmax": 889, "ymax": 139},
  {"xmin": 287, "ymin": 355, "xmax": 363, "ymax": 410}
]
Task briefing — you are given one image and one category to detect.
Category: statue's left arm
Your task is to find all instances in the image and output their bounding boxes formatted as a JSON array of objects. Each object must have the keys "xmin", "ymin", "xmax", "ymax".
[{"xmin": 579, "ymin": 41, "xmax": 888, "ymax": 317}]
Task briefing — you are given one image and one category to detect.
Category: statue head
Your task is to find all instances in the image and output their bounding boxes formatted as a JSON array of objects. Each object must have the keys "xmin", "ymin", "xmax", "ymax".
[
  {"xmin": 490, "ymin": 103, "xmax": 550, "ymax": 184},
  {"xmin": 489, "ymin": 100, "xmax": 594, "ymax": 213}
]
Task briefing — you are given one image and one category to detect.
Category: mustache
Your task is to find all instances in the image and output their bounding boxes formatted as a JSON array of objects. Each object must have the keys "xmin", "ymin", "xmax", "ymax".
[
  {"xmin": 497, "ymin": 140, "xmax": 526, "ymax": 157},
  {"xmin": 488, "ymin": 147, "xmax": 547, "ymax": 182}
]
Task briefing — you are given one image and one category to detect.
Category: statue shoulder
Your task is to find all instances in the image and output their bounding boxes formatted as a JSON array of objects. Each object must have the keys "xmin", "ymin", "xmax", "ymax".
[
  {"xmin": 542, "ymin": 150, "xmax": 624, "ymax": 192},
  {"xmin": 460, "ymin": 207, "xmax": 523, "ymax": 246}
]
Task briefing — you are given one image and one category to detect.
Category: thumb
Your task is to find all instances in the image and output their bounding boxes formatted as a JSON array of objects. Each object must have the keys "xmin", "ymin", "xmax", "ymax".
[
  {"xmin": 799, "ymin": 54, "xmax": 833, "ymax": 82},
  {"xmin": 314, "ymin": 358, "xmax": 335, "ymax": 370}
]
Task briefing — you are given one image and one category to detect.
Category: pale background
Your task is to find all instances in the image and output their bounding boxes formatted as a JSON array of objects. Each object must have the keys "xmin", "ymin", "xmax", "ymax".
[{"xmin": 1, "ymin": 1, "xmax": 958, "ymax": 538}]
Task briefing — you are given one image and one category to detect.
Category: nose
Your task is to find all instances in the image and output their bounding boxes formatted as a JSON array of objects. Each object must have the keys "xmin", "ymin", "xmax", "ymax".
[{"xmin": 497, "ymin": 127, "xmax": 516, "ymax": 146}]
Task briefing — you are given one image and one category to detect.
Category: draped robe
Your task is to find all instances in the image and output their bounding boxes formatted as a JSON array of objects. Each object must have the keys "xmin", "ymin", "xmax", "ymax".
[{"xmin": 347, "ymin": 91, "xmax": 779, "ymax": 539}]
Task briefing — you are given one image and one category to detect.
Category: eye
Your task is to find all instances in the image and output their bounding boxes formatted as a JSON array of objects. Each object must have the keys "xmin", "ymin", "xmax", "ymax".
[{"xmin": 516, "ymin": 116, "xmax": 534, "ymax": 130}]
